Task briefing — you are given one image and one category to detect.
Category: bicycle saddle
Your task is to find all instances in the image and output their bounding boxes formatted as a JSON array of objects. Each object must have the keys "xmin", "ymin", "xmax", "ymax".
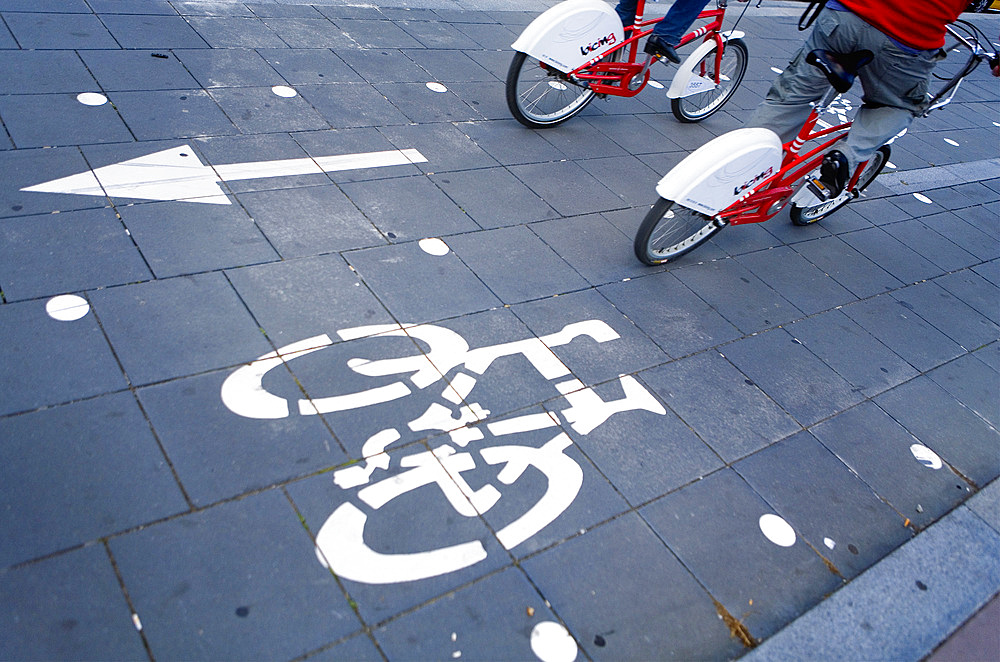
[{"xmin": 806, "ymin": 49, "xmax": 874, "ymax": 93}]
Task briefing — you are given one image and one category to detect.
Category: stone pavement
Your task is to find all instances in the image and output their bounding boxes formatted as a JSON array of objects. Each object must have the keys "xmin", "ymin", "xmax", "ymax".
[{"xmin": 0, "ymin": 0, "xmax": 998, "ymax": 659}]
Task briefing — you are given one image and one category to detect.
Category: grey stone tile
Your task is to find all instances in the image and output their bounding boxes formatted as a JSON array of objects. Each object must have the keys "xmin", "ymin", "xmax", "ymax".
[
  {"xmin": 345, "ymin": 240, "xmax": 501, "ymax": 325},
  {"xmin": 465, "ymin": 48, "xmax": 513, "ymax": 80},
  {"xmin": 889, "ymin": 218, "xmax": 980, "ymax": 272},
  {"xmin": 298, "ymin": 82, "xmax": 412, "ymax": 128},
  {"xmin": 340, "ymin": 175, "xmax": 477, "ymax": 242},
  {"xmin": 508, "ymin": 160, "xmax": 628, "ymax": 217},
  {"xmin": 0, "ymin": 298, "xmax": 127, "ymax": 416},
  {"xmin": 453, "ymin": 21, "xmax": 520, "ymax": 50},
  {"xmin": 313, "ymin": 5, "xmax": 385, "ymax": 20},
  {"xmin": 0, "ymin": 21, "xmax": 15, "ymax": 48},
  {"xmin": 0, "ymin": 93, "xmax": 133, "ymax": 148},
  {"xmin": 336, "ymin": 48, "xmax": 429, "ymax": 84},
  {"xmin": 0, "ymin": 50, "xmax": 96, "ymax": 93},
  {"xmin": 380, "ymin": 120, "xmax": 501, "ymax": 174},
  {"xmin": 100, "ymin": 13, "xmax": 209, "ymax": 48},
  {"xmin": 79, "ymin": 49, "xmax": 200, "ymax": 91},
  {"xmin": 961, "ymin": 203, "xmax": 1000, "ymax": 241},
  {"xmin": 172, "ymin": 0, "xmax": 254, "ymax": 16},
  {"xmin": 967, "ymin": 480, "xmax": 1000, "ymax": 533},
  {"xmin": 402, "ymin": 48, "xmax": 494, "ymax": 82},
  {"xmin": 722, "ymin": 328, "xmax": 864, "ymax": 427},
  {"xmin": 927, "ymin": 353, "xmax": 1000, "ymax": 428},
  {"xmin": 256, "ymin": 47, "xmax": 363, "ymax": 84},
  {"xmin": 528, "ymin": 213, "xmax": 647, "ymax": 285},
  {"xmin": 174, "ymin": 48, "xmax": 282, "ymax": 88},
  {"xmin": 246, "ymin": 3, "xmax": 324, "ymax": 19},
  {"xmin": 847, "ymin": 197, "xmax": 912, "ymax": 227},
  {"xmin": 536, "ymin": 121, "xmax": 629, "ymax": 161},
  {"xmin": 397, "ymin": 18, "xmax": 480, "ymax": 49},
  {"xmin": 455, "ymin": 119, "xmax": 565, "ymax": 166},
  {"xmin": 887, "ymin": 191, "xmax": 948, "ymax": 218},
  {"xmin": 522, "ymin": 514, "xmax": 744, "ymax": 660},
  {"xmin": 375, "ymin": 81, "xmax": 483, "ymax": 123},
  {"xmin": 581, "ymin": 114, "xmax": 683, "ymax": 157},
  {"xmin": 737, "ymin": 245, "xmax": 855, "ymax": 316},
  {"xmin": 304, "ymin": 633, "xmax": 382, "ymax": 662},
  {"xmin": 920, "ymin": 212, "xmax": 1000, "ymax": 262},
  {"xmin": 0, "ymin": 0, "xmax": 91, "ymax": 11},
  {"xmin": 88, "ymin": 0, "xmax": 177, "ymax": 14},
  {"xmin": 90, "ymin": 272, "xmax": 273, "ymax": 385},
  {"xmin": 975, "ymin": 341, "xmax": 1000, "ymax": 372},
  {"xmin": 0, "ymin": 207, "xmax": 151, "ymax": 301},
  {"xmin": 641, "ymin": 351, "xmax": 800, "ymax": 463},
  {"xmin": 336, "ymin": 18, "xmax": 424, "ymax": 48},
  {"xmin": 599, "ymin": 271, "xmax": 741, "ymax": 358},
  {"xmin": 786, "ymin": 309, "xmax": 918, "ymax": 399},
  {"xmin": 0, "ymin": 393, "xmax": 187, "ymax": 567},
  {"xmin": 0, "ymin": 546, "xmax": 147, "ymax": 660},
  {"xmin": 791, "ymin": 235, "xmax": 905, "ymax": 299},
  {"xmin": 207, "ymin": 86, "xmax": 329, "ymax": 134},
  {"xmin": 449, "ymin": 225, "xmax": 590, "ymax": 303},
  {"xmin": 260, "ymin": 17, "xmax": 357, "ymax": 49},
  {"xmin": 892, "ymin": 280, "xmax": 999, "ymax": 351},
  {"xmin": 291, "ymin": 127, "xmax": 420, "ymax": 184},
  {"xmin": 113, "ymin": 89, "xmax": 238, "ymax": 140},
  {"xmin": 840, "ymin": 226, "xmax": 944, "ymax": 285},
  {"xmin": 193, "ymin": 132, "xmax": 320, "ymax": 193},
  {"xmin": 811, "ymin": 402, "xmax": 973, "ymax": 529},
  {"xmin": 735, "ymin": 431, "xmax": 913, "ymax": 580},
  {"xmin": 642, "ymin": 469, "xmax": 844, "ymax": 642},
  {"xmin": 4, "ymin": 12, "xmax": 118, "ymax": 48},
  {"xmin": 184, "ymin": 16, "xmax": 286, "ymax": 48},
  {"xmin": 432, "ymin": 167, "xmax": 556, "ymax": 229},
  {"xmin": 110, "ymin": 491, "xmax": 355, "ymax": 660},
  {"xmin": 576, "ymin": 154, "xmax": 663, "ymax": 208}
]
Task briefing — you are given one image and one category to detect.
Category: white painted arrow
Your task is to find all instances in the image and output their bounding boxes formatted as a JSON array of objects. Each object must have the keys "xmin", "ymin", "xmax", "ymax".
[{"xmin": 20, "ymin": 145, "xmax": 429, "ymax": 205}]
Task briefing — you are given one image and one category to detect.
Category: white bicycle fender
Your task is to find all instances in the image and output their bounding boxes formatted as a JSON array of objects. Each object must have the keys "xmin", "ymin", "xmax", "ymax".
[
  {"xmin": 666, "ymin": 31, "xmax": 745, "ymax": 99},
  {"xmin": 510, "ymin": 0, "xmax": 624, "ymax": 73},
  {"xmin": 655, "ymin": 128, "xmax": 783, "ymax": 216}
]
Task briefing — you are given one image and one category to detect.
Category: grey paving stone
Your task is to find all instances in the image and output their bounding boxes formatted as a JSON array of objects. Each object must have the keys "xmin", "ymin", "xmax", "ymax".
[
  {"xmin": 641, "ymin": 468, "xmax": 844, "ymax": 642},
  {"xmin": 0, "ymin": 546, "xmax": 147, "ymax": 660},
  {"xmin": 640, "ymin": 351, "xmax": 800, "ymax": 463},
  {"xmin": 0, "ymin": 50, "xmax": 97, "ymax": 94},
  {"xmin": 80, "ymin": 50, "xmax": 200, "ymax": 91},
  {"xmin": 888, "ymin": 190, "xmax": 948, "ymax": 218},
  {"xmin": 172, "ymin": 0, "xmax": 255, "ymax": 16},
  {"xmin": 721, "ymin": 328, "xmax": 864, "ymax": 427},
  {"xmin": 465, "ymin": 48, "xmax": 514, "ymax": 80},
  {"xmin": 337, "ymin": 17, "xmax": 426, "ymax": 49},
  {"xmin": 110, "ymin": 491, "xmax": 355, "ymax": 660},
  {"xmin": 446, "ymin": 83, "xmax": 512, "ymax": 121},
  {"xmin": 0, "ymin": 21, "xmax": 15, "ymax": 48},
  {"xmin": 788, "ymin": 236, "xmax": 896, "ymax": 298},
  {"xmin": 890, "ymin": 218, "xmax": 980, "ymax": 273},
  {"xmin": 876, "ymin": 376, "xmax": 1000, "ymax": 489},
  {"xmin": 374, "ymin": 568, "xmax": 558, "ymax": 660},
  {"xmin": 791, "ymin": 305, "xmax": 919, "ymax": 396},
  {"xmin": 192, "ymin": 132, "xmax": 321, "ymax": 193},
  {"xmin": 847, "ymin": 197, "xmax": 912, "ymax": 227},
  {"xmin": 340, "ymin": 175, "xmax": 477, "ymax": 242},
  {"xmin": 174, "ymin": 48, "xmax": 283, "ymax": 88},
  {"xmin": 291, "ymin": 126, "xmax": 422, "ymax": 184},
  {"xmin": 737, "ymin": 246, "xmax": 855, "ymax": 316},
  {"xmin": 599, "ymin": 271, "xmax": 741, "ymax": 358},
  {"xmin": 225, "ymin": 253, "xmax": 394, "ymax": 347},
  {"xmin": 927, "ymin": 353, "xmax": 1000, "ymax": 428},
  {"xmin": 112, "ymin": 89, "xmax": 239, "ymax": 141},
  {"xmin": 840, "ymin": 226, "xmax": 945, "ymax": 285},
  {"xmin": 260, "ymin": 17, "xmax": 357, "ymax": 49},
  {"xmin": 432, "ymin": 167, "xmax": 556, "ymax": 229},
  {"xmin": 90, "ymin": 272, "xmax": 273, "ymax": 385},
  {"xmin": 975, "ymin": 341, "xmax": 1000, "ymax": 372},
  {"xmin": 402, "ymin": 48, "xmax": 494, "ymax": 82},
  {"xmin": 528, "ymin": 213, "xmax": 646, "ymax": 285},
  {"xmin": 78, "ymin": 138, "xmax": 215, "ymax": 205},
  {"xmin": 208, "ymin": 86, "xmax": 329, "ymax": 134},
  {"xmin": 508, "ymin": 160, "xmax": 628, "ymax": 217},
  {"xmin": 398, "ymin": 17, "xmax": 482, "ymax": 49},
  {"xmin": 4, "ymin": 12, "xmax": 118, "ymax": 49},
  {"xmin": 455, "ymin": 119, "xmax": 565, "ymax": 166},
  {"xmin": 453, "ymin": 20, "xmax": 520, "ymax": 50},
  {"xmin": 735, "ymin": 431, "xmax": 913, "ymax": 580},
  {"xmin": 256, "ymin": 47, "xmax": 364, "ymax": 84},
  {"xmin": 702, "ymin": 222, "xmax": 782, "ymax": 260},
  {"xmin": 842, "ymin": 294, "xmax": 966, "ymax": 373},
  {"xmin": 297, "ymin": 82, "xmax": 412, "ymax": 128},
  {"xmin": 184, "ymin": 16, "xmax": 286, "ymax": 48},
  {"xmin": 345, "ymin": 240, "xmax": 501, "ymax": 325},
  {"xmin": 247, "ymin": 3, "xmax": 325, "ymax": 19},
  {"xmin": 137, "ymin": 369, "xmax": 347, "ymax": 506},
  {"xmin": 536, "ymin": 121, "xmax": 630, "ymax": 161},
  {"xmin": 522, "ymin": 513, "xmax": 744, "ymax": 660},
  {"xmin": 811, "ymin": 402, "xmax": 973, "ymax": 529},
  {"xmin": 743, "ymin": 507, "xmax": 1000, "ymax": 662},
  {"xmin": 380, "ymin": 120, "xmax": 501, "ymax": 174},
  {"xmin": 967, "ymin": 480, "xmax": 1000, "ymax": 534},
  {"xmin": 88, "ymin": 0, "xmax": 177, "ymax": 14},
  {"xmin": 0, "ymin": 0, "xmax": 91, "ymax": 11},
  {"xmin": 286, "ymin": 463, "xmax": 510, "ymax": 625},
  {"xmin": 0, "ymin": 392, "xmax": 187, "ymax": 567},
  {"xmin": 375, "ymin": 81, "xmax": 483, "ymax": 123},
  {"xmin": 672, "ymin": 258, "xmax": 803, "ymax": 334},
  {"xmin": 0, "ymin": 207, "xmax": 151, "ymax": 301},
  {"xmin": 100, "ymin": 13, "xmax": 210, "ymax": 48},
  {"xmin": 576, "ymin": 154, "xmax": 663, "ymax": 208},
  {"xmin": 303, "ymin": 633, "xmax": 382, "ymax": 662},
  {"xmin": 0, "ymin": 298, "xmax": 126, "ymax": 416},
  {"xmin": 117, "ymin": 199, "xmax": 277, "ymax": 277},
  {"xmin": 758, "ymin": 213, "xmax": 832, "ymax": 245},
  {"xmin": 0, "ymin": 93, "xmax": 134, "ymax": 149},
  {"xmin": 892, "ymin": 280, "xmax": 999, "ymax": 351},
  {"xmin": 449, "ymin": 225, "xmax": 590, "ymax": 303},
  {"xmin": 336, "ymin": 48, "xmax": 430, "ymax": 84},
  {"xmin": 961, "ymin": 202, "xmax": 1000, "ymax": 240}
]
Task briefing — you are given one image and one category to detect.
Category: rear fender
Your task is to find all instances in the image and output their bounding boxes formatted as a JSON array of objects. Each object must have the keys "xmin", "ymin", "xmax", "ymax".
[{"xmin": 511, "ymin": 0, "xmax": 624, "ymax": 73}]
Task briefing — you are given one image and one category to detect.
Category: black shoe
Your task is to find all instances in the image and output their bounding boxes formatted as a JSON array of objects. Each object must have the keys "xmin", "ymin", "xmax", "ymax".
[
  {"xmin": 644, "ymin": 34, "xmax": 680, "ymax": 63},
  {"xmin": 807, "ymin": 150, "xmax": 849, "ymax": 199}
]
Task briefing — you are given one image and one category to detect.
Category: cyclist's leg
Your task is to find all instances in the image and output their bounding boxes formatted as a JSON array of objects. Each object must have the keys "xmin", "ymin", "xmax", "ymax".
[
  {"xmin": 650, "ymin": 0, "xmax": 713, "ymax": 42},
  {"xmin": 615, "ymin": 0, "xmax": 637, "ymax": 28}
]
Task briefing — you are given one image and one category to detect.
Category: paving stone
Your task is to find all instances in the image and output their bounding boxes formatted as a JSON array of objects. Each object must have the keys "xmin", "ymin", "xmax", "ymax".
[
  {"xmin": 975, "ymin": 341, "xmax": 1000, "ymax": 372},
  {"xmin": 110, "ymin": 491, "xmax": 355, "ymax": 660},
  {"xmin": 811, "ymin": 402, "xmax": 972, "ymax": 529},
  {"xmin": 927, "ymin": 353, "xmax": 1000, "ymax": 428},
  {"xmin": 192, "ymin": 132, "xmax": 321, "ymax": 193},
  {"xmin": 172, "ymin": 0, "xmax": 255, "ymax": 16},
  {"xmin": 174, "ymin": 48, "xmax": 282, "ymax": 88},
  {"xmin": 892, "ymin": 280, "xmax": 1000, "ymax": 351},
  {"xmin": 0, "ymin": 0, "xmax": 91, "ymax": 11},
  {"xmin": 508, "ymin": 160, "xmax": 629, "ymax": 217},
  {"xmin": 967, "ymin": 480, "xmax": 1000, "ymax": 534},
  {"xmin": 791, "ymin": 235, "xmax": 901, "ymax": 299},
  {"xmin": 876, "ymin": 376, "xmax": 1000, "ymax": 489},
  {"xmin": 184, "ymin": 16, "xmax": 286, "ymax": 48},
  {"xmin": 378, "ymin": 121, "xmax": 501, "ymax": 174},
  {"xmin": 455, "ymin": 119, "xmax": 564, "ymax": 166},
  {"xmin": 298, "ymin": 82, "xmax": 412, "ymax": 128},
  {"xmin": 112, "ymin": 89, "xmax": 239, "ymax": 140},
  {"xmin": 535, "ymin": 121, "xmax": 630, "ymax": 161},
  {"xmin": 847, "ymin": 197, "xmax": 912, "ymax": 227},
  {"xmin": 260, "ymin": 17, "xmax": 357, "ymax": 49},
  {"xmin": 398, "ymin": 18, "xmax": 481, "ymax": 49},
  {"xmin": 840, "ymin": 226, "xmax": 944, "ymax": 285},
  {"xmin": 641, "ymin": 468, "xmax": 844, "ymax": 642},
  {"xmin": 291, "ymin": 126, "xmax": 422, "ymax": 184},
  {"xmin": 208, "ymin": 86, "xmax": 329, "ymax": 134},
  {"xmin": 90, "ymin": 272, "xmax": 273, "ymax": 386},
  {"xmin": 0, "ymin": 298, "xmax": 126, "ymax": 416},
  {"xmin": 735, "ymin": 431, "xmax": 913, "ymax": 580},
  {"xmin": 0, "ymin": 50, "xmax": 97, "ymax": 94},
  {"xmin": 0, "ymin": 392, "xmax": 187, "ymax": 566},
  {"xmin": 528, "ymin": 213, "xmax": 647, "ymax": 285},
  {"xmin": 100, "ymin": 13, "xmax": 210, "ymax": 48},
  {"xmin": 80, "ymin": 49, "xmax": 200, "ymax": 91},
  {"xmin": 78, "ymin": 138, "xmax": 215, "ymax": 205},
  {"xmin": 721, "ymin": 328, "xmax": 864, "ymax": 427},
  {"xmin": 599, "ymin": 271, "xmax": 741, "ymax": 358},
  {"xmin": 447, "ymin": 81, "xmax": 512, "ymax": 119},
  {"xmin": 640, "ymin": 351, "xmax": 800, "ymax": 463},
  {"xmin": 576, "ymin": 154, "xmax": 663, "ymax": 208},
  {"xmin": 313, "ymin": 4, "xmax": 385, "ymax": 21},
  {"xmin": 88, "ymin": 0, "xmax": 177, "ymax": 14},
  {"xmin": 256, "ymin": 47, "xmax": 363, "ymax": 85},
  {"xmin": 889, "ymin": 218, "xmax": 980, "ymax": 273},
  {"xmin": 0, "ymin": 21, "xmax": 15, "ymax": 48},
  {"xmin": 403, "ymin": 48, "xmax": 494, "ymax": 82},
  {"xmin": 246, "ymin": 3, "xmax": 325, "ymax": 19},
  {"xmin": 303, "ymin": 633, "xmax": 382, "ymax": 662},
  {"xmin": 340, "ymin": 175, "xmax": 477, "ymax": 242},
  {"xmin": 522, "ymin": 513, "xmax": 744, "ymax": 660},
  {"xmin": 375, "ymin": 81, "xmax": 483, "ymax": 123},
  {"xmin": 432, "ymin": 167, "xmax": 556, "ymax": 229},
  {"xmin": 737, "ymin": 246, "xmax": 855, "ymax": 316},
  {"xmin": 448, "ymin": 225, "xmax": 590, "ymax": 303},
  {"xmin": 465, "ymin": 48, "xmax": 514, "ymax": 80},
  {"xmin": 0, "ymin": 546, "xmax": 147, "ymax": 660},
  {"xmin": 0, "ymin": 93, "xmax": 134, "ymax": 149},
  {"xmin": 453, "ymin": 21, "xmax": 520, "ymax": 50},
  {"xmin": 336, "ymin": 48, "xmax": 430, "ymax": 84},
  {"xmin": 335, "ymin": 18, "xmax": 424, "ymax": 49},
  {"xmin": 4, "ymin": 12, "xmax": 118, "ymax": 49}
]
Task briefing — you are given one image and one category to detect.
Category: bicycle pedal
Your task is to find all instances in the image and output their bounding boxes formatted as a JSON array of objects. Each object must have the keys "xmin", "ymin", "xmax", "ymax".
[{"xmin": 806, "ymin": 178, "xmax": 833, "ymax": 200}]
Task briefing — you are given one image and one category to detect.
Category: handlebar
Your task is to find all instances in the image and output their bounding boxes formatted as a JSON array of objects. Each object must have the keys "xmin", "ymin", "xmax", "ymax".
[{"xmin": 922, "ymin": 19, "xmax": 999, "ymax": 116}]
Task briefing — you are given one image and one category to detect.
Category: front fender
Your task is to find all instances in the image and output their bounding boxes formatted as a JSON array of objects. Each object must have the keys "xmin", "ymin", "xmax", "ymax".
[{"xmin": 667, "ymin": 31, "xmax": 745, "ymax": 99}]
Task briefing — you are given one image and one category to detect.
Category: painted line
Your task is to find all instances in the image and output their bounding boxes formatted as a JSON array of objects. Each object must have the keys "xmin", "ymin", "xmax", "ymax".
[{"xmin": 875, "ymin": 157, "xmax": 1000, "ymax": 195}]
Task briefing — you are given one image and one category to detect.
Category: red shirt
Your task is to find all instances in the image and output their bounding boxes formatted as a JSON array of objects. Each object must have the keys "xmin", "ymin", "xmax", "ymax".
[{"xmin": 838, "ymin": 0, "xmax": 967, "ymax": 50}]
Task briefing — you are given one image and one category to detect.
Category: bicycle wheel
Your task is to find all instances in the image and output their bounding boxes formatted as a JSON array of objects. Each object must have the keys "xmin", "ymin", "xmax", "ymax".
[
  {"xmin": 634, "ymin": 198, "xmax": 723, "ymax": 265},
  {"xmin": 790, "ymin": 145, "xmax": 890, "ymax": 225},
  {"xmin": 670, "ymin": 38, "xmax": 748, "ymax": 123},
  {"xmin": 506, "ymin": 51, "xmax": 597, "ymax": 128}
]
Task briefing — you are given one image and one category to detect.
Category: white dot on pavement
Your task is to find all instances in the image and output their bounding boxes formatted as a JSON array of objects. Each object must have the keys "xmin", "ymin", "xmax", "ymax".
[
  {"xmin": 419, "ymin": 237, "xmax": 450, "ymax": 256},
  {"xmin": 913, "ymin": 193, "xmax": 933, "ymax": 204},
  {"xmin": 759, "ymin": 514, "xmax": 796, "ymax": 547},
  {"xmin": 77, "ymin": 92, "xmax": 108, "ymax": 106},
  {"xmin": 46, "ymin": 294, "xmax": 90, "ymax": 321},
  {"xmin": 647, "ymin": 80, "xmax": 664, "ymax": 89},
  {"xmin": 530, "ymin": 622, "xmax": 577, "ymax": 662},
  {"xmin": 272, "ymin": 85, "xmax": 298, "ymax": 98},
  {"xmin": 426, "ymin": 82, "xmax": 447, "ymax": 93}
]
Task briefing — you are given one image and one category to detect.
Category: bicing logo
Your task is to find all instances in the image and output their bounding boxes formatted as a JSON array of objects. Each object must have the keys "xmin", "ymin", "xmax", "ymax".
[{"xmin": 221, "ymin": 320, "xmax": 665, "ymax": 584}]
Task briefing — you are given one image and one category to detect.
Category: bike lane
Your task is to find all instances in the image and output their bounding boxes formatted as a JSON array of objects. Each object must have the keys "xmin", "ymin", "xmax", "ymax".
[{"xmin": 0, "ymin": 1, "xmax": 997, "ymax": 660}]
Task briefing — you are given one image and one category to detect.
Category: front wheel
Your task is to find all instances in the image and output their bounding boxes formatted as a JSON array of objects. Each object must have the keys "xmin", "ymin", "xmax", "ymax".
[
  {"xmin": 634, "ymin": 198, "xmax": 724, "ymax": 265},
  {"xmin": 671, "ymin": 38, "xmax": 748, "ymax": 123},
  {"xmin": 789, "ymin": 145, "xmax": 891, "ymax": 225},
  {"xmin": 506, "ymin": 51, "xmax": 596, "ymax": 128}
]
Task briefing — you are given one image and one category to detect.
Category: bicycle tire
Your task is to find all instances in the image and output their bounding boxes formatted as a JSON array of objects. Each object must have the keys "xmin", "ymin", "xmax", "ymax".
[
  {"xmin": 671, "ymin": 38, "xmax": 748, "ymax": 123},
  {"xmin": 789, "ymin": 145, "xmax": 890, "ymax": 225},
  {"xmin": 634, "ymin": 198, "xmax": 723, "ymax": 265},
  {"xmin": 506, "ymin": 51, "xmax": 598, "ymax": 128}
]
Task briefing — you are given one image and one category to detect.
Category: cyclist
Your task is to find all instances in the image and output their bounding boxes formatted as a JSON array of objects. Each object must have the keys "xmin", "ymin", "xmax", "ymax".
[
  {"xmin": 615, "ymin": 0, "xmax": 716, "ymax": 63},
  {"xmin": 744, "ymin": 0, "xmax": 974, "ymax": 199}
]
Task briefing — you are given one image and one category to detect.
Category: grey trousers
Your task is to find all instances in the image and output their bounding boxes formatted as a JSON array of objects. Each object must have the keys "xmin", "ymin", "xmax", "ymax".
[{"xmin": 745, "ymin": 9, "xmax": 945, "ymax": 169}]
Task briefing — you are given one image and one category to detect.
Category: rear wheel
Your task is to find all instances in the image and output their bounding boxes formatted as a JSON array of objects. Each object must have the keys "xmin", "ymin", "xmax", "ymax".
[
  {"xmin": 790, "ymin": 145, "xmax": 890, "ymax": 225},
  {"xmin": 506, "ymin": 51, "xmax": 597, "ymax": 128},
  {"xmin": 634, "ymin": 198, "xmax": 723, "ymax": 265},
  {"xmin": 671, "ymin": 38, "xmax": 748, "ymax": 123}
]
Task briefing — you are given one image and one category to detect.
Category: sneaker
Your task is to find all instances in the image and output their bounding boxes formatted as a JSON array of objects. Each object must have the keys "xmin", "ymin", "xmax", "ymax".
[
  {"xmin": 807, "ymin": 149, "xmax": 849, "ymax": 200},
  {"xmin": 644, "ymin": 34, "xmax": 680, "ymax": 63}
]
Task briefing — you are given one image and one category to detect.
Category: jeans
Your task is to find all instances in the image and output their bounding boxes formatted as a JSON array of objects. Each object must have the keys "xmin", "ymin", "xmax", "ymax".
[
  {"xmin": 745, "ymin": 8, "xmax": 944, "ymax": 169},
  {"xmin": 615, "ymin": 0, "xmax": 713, "ymax": 45}
]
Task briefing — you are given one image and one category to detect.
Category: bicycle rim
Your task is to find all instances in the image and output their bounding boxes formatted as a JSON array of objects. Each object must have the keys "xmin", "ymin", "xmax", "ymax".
[
  {"xmin": 506, "ymin": 51, "xmax": 596, "ymax": 128},
  {"xmin": 790, "ymin": 145, "xmax": 890, "ymax": 225},
  {"xmin": 671, "ymin": 39, "xmax": 748, "ymax": 123},
  {"xmin": 634, "ymin": 198, "xmax": 722, "ymax": 265}
]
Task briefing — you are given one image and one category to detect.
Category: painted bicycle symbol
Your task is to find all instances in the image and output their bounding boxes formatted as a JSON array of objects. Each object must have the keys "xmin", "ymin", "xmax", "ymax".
[{"xmin": 221, "ymin": 320, "xmax": 666, "ymax": 584}]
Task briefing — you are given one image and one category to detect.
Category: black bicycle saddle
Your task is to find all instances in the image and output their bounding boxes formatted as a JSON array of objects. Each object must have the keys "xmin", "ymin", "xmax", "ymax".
[{"xmin": 806, "ymin": 49, "xmax": 874, "ymax": 93}]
